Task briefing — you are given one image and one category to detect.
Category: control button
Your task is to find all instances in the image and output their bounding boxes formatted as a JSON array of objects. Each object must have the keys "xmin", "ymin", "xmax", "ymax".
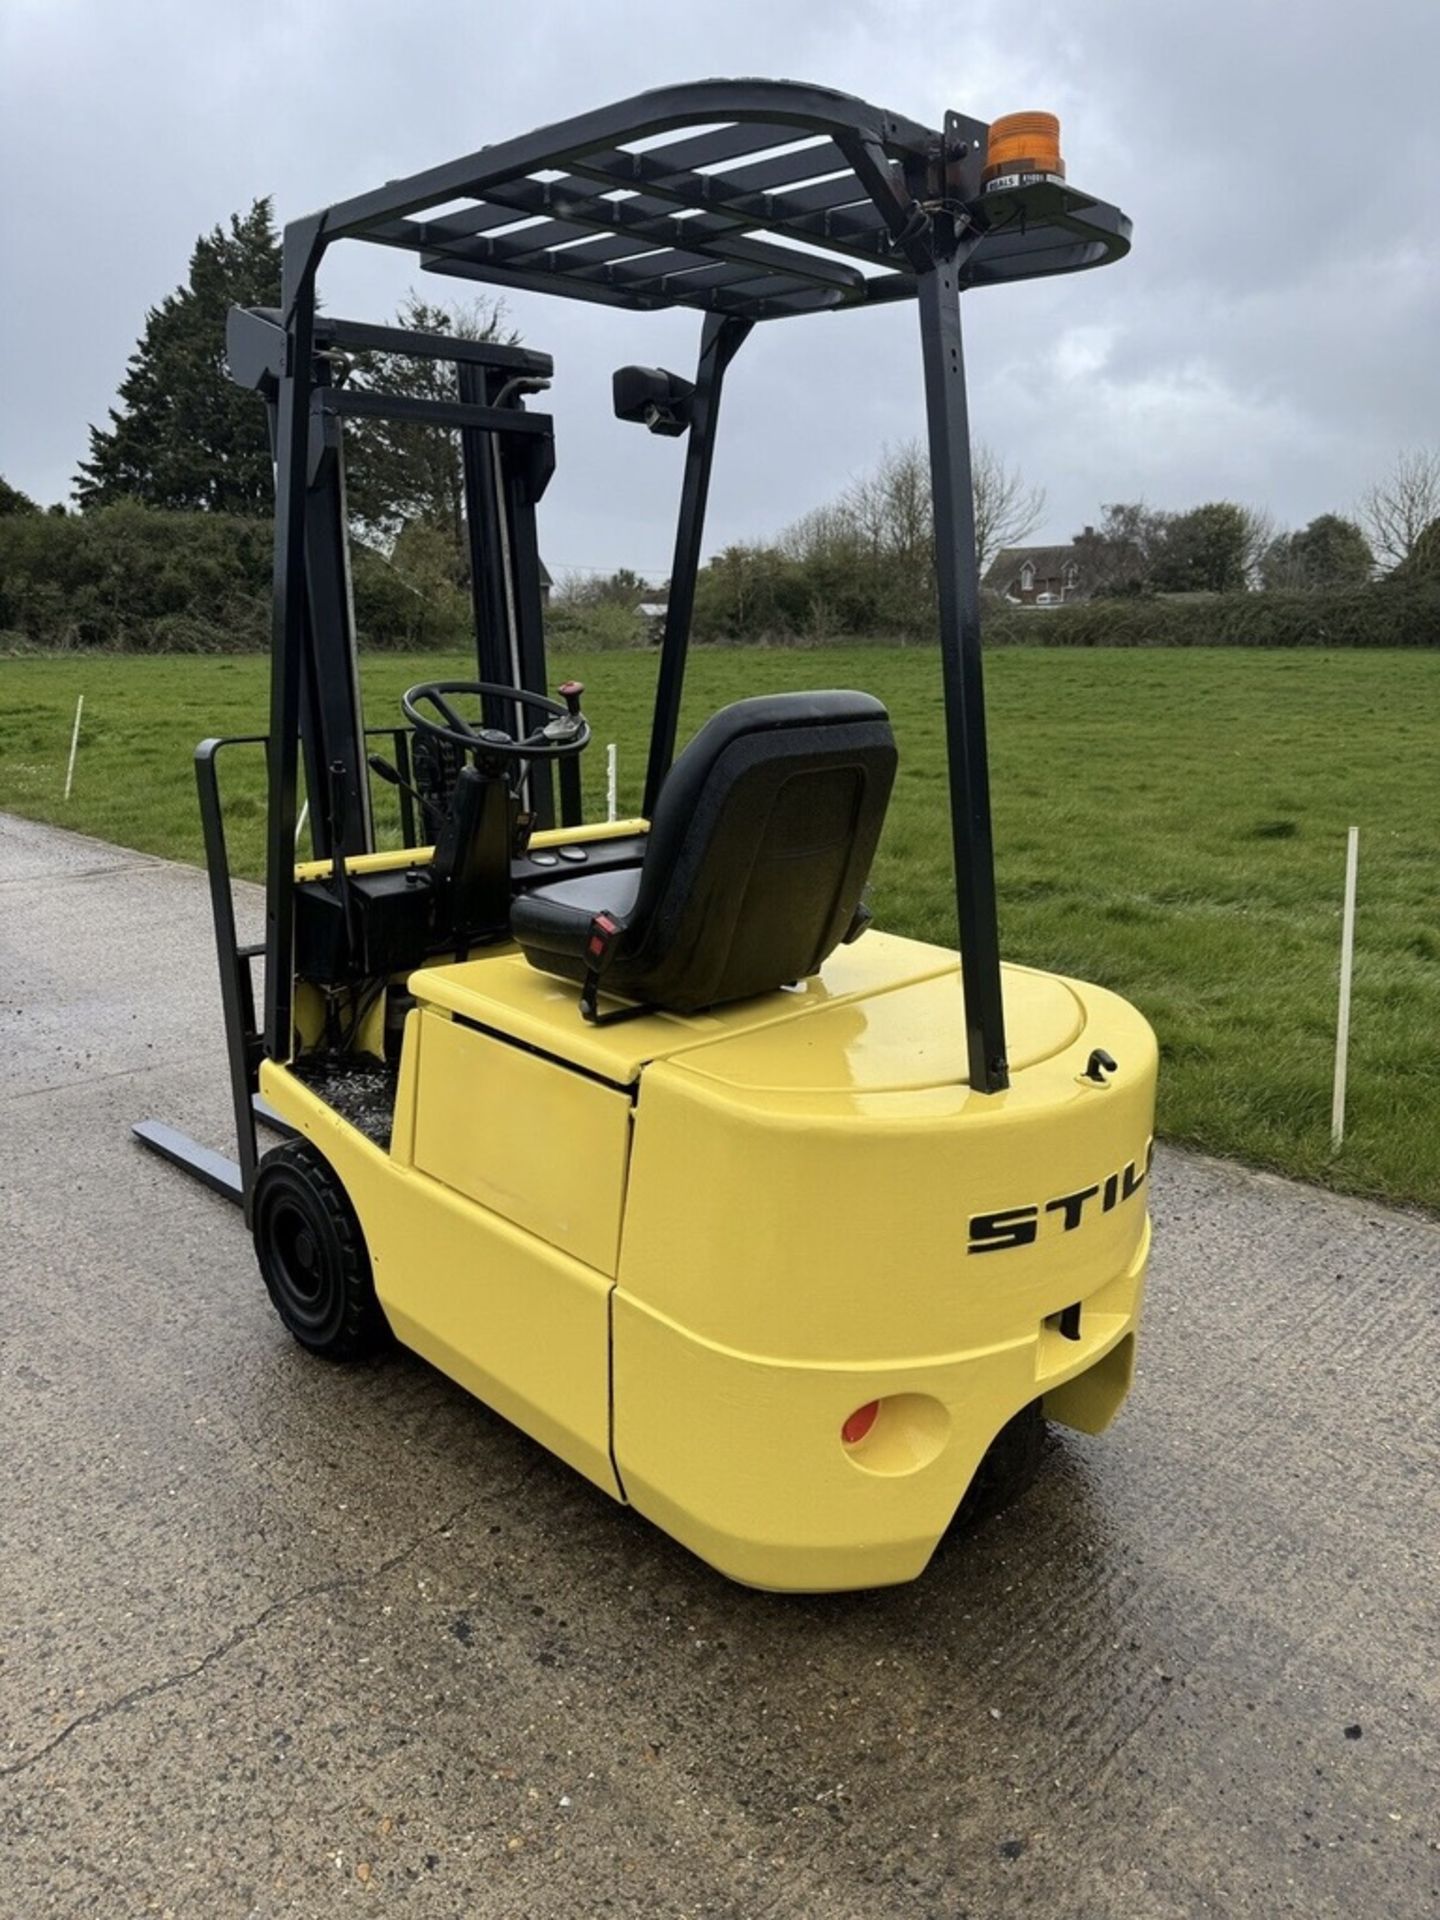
[
  {"xmin": 557, "ymin": 845, "xmax": 588, "ymax": 864},
  {"xmin": 530, "ymin": 851, "xmax": 560, "ymax": 867}
]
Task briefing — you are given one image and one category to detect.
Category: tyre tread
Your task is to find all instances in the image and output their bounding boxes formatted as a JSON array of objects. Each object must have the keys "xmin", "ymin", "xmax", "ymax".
[{"xmin": 252, "ymin": 1140, "xmax": 389, "ymax": 1361}]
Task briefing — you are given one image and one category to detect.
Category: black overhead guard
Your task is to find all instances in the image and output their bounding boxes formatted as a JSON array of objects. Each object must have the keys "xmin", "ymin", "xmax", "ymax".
[{"xmin": 307, "ymin": 79, "xmax": 1129, "ymax": 322}]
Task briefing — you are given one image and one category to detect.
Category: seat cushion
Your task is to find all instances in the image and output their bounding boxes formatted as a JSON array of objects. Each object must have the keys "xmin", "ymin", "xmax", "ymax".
[{"xmin": 510, "ymin": 866, "xmax": 642, "ymax": 970}]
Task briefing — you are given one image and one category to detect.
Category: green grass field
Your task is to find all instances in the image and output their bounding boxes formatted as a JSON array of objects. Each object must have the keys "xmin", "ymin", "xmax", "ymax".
[{"xmin": 3, "ymin": 647, "xmax": 1437, "ymax": 1211}]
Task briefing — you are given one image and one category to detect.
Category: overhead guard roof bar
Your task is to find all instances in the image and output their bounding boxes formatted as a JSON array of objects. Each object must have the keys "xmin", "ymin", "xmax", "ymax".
[
  {"xmin": 306, "ymin": 80, "xmax": 1127, "ymax": 320},
  {"xmin": 316, "ymin": 84, "xmax": 934, "ymax": 240}
]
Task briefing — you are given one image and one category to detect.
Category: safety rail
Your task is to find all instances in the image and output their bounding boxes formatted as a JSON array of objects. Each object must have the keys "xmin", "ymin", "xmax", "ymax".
[{"xmin": 132, "ymin": 724, "xmax": 425, "ymax": 1212}]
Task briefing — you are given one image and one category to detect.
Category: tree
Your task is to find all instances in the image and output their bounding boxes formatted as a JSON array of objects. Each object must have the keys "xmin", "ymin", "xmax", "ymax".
[
  {"xmin": 690, "ymin": 437, "xmax": 1045, "ymax": 640},
  {"xmin": 1071, "ymin": 500, "xmax": 1270, "ymax": 597},
  {"xmin": 971, "ymin": 443, "xmax": 1046, "ymax": 575},
  {"xmin": 1260, "ymin": 513, "xmax": 1372, "ymax": 590},
  {"xmin": 1071, "ymin": 503, "xmax": 1168, "ymax": 597},
  {"xmin": 1150, "ymin": 501, "xmax": 1257, "ymax": 594},
  {"xmin": 1237, "ymin": 504, "xmax": 1277, "ymax": 584},
  {"xmin": 1388, "ymin": 516, "xmax": 1440, "ymax": 583},
  {"xmin": 692, "ymin": 541, "xmax": 812, "ymax": 641},
  {"xmin": 1258, "ymin": 532, "xmax": 1303, "ymax": 591},
  {"xmin": 840, "ymin": 441, "xmax": 1044, "ymax": 575},
  {"xmin": 75, "ymin": 201, "xmax": 281, "ymax": 512},
  {"xmin": 831, "ymin": 441, "xmax": 936, "ymax": 630},
  {"xmin": 1358, "ymin": 449, "xmax": 1440, "ymax": 569},
  {"xmin": 341, "ymin": 290, "xmax": 518, "ymax": 542},
  {"xmin": 798, "ymin": 437, "xmax": 1041, "ymax": 599},
  {"xmin": 553, "ymin": 566, "xmax": 651, "ymax": 610},
  {"xmin": 0, "ymin": 476, "xmax": 40, "ymax": 516}
]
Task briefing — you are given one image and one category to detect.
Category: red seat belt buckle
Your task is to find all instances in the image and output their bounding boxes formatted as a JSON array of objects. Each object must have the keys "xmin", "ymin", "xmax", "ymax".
[{"xmin": 586, "ymin": 911, "xmax": 621, "ymax": 966}]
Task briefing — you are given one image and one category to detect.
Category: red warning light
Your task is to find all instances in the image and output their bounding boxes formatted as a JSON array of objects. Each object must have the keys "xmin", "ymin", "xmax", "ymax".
[{"xmin": 842, "ymin": 1400, "xmax": 880, "ymax": 1446}]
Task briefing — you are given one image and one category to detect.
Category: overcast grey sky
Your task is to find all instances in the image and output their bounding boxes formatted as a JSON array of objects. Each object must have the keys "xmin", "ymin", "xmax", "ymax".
[{"xmin": 2, "ymin": 0, "xmax": 1436, "ymax": 576}]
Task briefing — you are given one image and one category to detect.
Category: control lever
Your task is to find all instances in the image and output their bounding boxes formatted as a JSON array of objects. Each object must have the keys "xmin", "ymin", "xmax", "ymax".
[
  {"xmin": 368, "ymin": 752, "xmax": 429, "ymax": 813},
  {"xmin": 368, "ymin": 751, "xmax": 444, "ymax": 837},
  {"xmin": 532, "ymin": 680, "xmax": 586, "ymax": 744}
]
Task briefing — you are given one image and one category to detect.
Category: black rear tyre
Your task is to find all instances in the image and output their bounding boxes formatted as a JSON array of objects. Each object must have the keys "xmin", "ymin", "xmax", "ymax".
[
  {"xmin": 952, "ymin": 1400, "xmax": 1047, "ymax": 1531},
  {"xmin": 252, "ymin": 1141, "xmax": 389, "ymax": 1360}
]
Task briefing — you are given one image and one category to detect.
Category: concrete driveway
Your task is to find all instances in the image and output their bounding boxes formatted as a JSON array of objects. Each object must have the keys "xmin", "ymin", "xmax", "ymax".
[{"xmin": 2, "ymin": 810, "xmax": 1436, "ymax": 1919}]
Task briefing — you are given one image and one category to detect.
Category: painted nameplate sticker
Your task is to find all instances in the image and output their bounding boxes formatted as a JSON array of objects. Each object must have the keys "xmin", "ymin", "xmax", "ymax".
[
  {"xmin": 967, "ymin": 1139, "xmax": 1154, "ymax": 1254},
  {"xmin": 981, "ymin": 169, "xmax": 1066, "ymax": 195}
]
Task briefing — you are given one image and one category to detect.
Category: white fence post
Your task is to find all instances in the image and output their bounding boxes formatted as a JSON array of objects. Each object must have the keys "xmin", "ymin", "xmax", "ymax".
[
  {"xmin": 606, "ymin": 743, "xmax": 618, "ymax": 823},
  {"xmin": 63, "ymin": 694, "xmax": 84, "ymax": 799},
  {"xmin": 1330, "ymin": 825, "xmax": 1359, "ymax": 1152}
]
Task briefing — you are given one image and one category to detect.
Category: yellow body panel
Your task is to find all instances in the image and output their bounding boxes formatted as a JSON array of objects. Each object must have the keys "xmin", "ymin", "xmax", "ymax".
[
  {"xmin": 411, "ymin": 1008, "xmax": 632, "ymax": 1274},
  {"xmin": 408, "ymin": 930, "xmax": 957, "ymax": 1083},
  {"xmin": 258, "ymin": 1054, "xmax": 622, "ymax": 1501},
  {"xmin": 616, "ymin": 971, "xmax": 1153, "ymax": 1360},
  {"xmin": 610, "ymin": 970, "xmax": 1155, "ymax": 1588},
  {"xmin": 612, "ymin": 1238, "xmax": 1146, "ymax": 1591},
  {"xmin": 265, "ymin": 928, "xmax": 1158, "ymax": 1591}
]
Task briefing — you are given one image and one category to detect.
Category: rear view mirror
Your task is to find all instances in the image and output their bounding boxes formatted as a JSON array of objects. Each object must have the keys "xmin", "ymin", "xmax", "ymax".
[{"xmin": 612, "ymin": 365, "xmax": 695, "ymax": 436}]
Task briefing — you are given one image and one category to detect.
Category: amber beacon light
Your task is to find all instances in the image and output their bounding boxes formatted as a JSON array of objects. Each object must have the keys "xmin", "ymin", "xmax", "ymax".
[{"xmin": 982, "ymin": 111, "xmax": 1066, "ymax": 193}]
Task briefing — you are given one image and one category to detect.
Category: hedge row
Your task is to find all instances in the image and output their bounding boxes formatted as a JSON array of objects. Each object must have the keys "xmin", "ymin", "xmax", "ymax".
[
  {"xmin": 0, "ymin": 503, "xmax": 653, "ymax": 655},
  {"xmin": 2, "ymin": 502, "xmax": 1437, "ymax": 651},
  {"xmin": 983, "ymin": 585, "xmax": 1440, "ymax": 648},
  {"xmin": 0, "ymin": 501, "xmax": 474, "ymax": 654},
  {"xmin": 0, "ymin": 502, "xmax": 272, "ymax": 652}
]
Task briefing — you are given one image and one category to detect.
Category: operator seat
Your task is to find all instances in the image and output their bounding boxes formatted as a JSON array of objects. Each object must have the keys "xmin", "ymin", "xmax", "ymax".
[{"xmin": 510, "ymin": 691, "xmax": 897, "ymax": 1016}]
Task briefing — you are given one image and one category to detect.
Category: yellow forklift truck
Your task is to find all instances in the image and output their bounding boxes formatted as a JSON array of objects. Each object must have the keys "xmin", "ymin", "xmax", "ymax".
[{"xmin": 137, "ymin": 82, "xmax": 1156, "ymax": 1591}]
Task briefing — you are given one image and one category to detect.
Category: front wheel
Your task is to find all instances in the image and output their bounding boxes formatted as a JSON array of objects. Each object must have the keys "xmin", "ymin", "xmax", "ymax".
[{"xmin": 252, "ymin": 1141, "xmax": 390, "ymax": 1361}]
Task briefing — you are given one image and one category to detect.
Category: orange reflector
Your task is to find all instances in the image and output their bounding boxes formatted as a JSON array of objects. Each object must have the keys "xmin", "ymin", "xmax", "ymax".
[
  {"xmin": 982, "ymin": 111, "xmax": 1065, "ymax": 190},
  {"xmin": 842, "ymin": 1400, "xmax": 880, "ymax": 1446}
]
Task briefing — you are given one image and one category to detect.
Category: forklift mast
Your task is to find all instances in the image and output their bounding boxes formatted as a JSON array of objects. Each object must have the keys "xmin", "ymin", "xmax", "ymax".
[{"xmin": 225, "ymin": 306, "xmax": 560, "ymax": 862}]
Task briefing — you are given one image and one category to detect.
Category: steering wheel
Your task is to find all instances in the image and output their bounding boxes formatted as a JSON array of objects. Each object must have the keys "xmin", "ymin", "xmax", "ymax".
[{"xmin": 401, "ymin": 680, "xmax": 590, "ymax": 764}]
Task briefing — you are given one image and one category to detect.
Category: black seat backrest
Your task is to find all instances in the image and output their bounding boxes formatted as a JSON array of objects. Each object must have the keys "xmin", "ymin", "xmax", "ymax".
[{"xmin": 594, "ymin": 691, "xmax": 895, "ymax": 1013}]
